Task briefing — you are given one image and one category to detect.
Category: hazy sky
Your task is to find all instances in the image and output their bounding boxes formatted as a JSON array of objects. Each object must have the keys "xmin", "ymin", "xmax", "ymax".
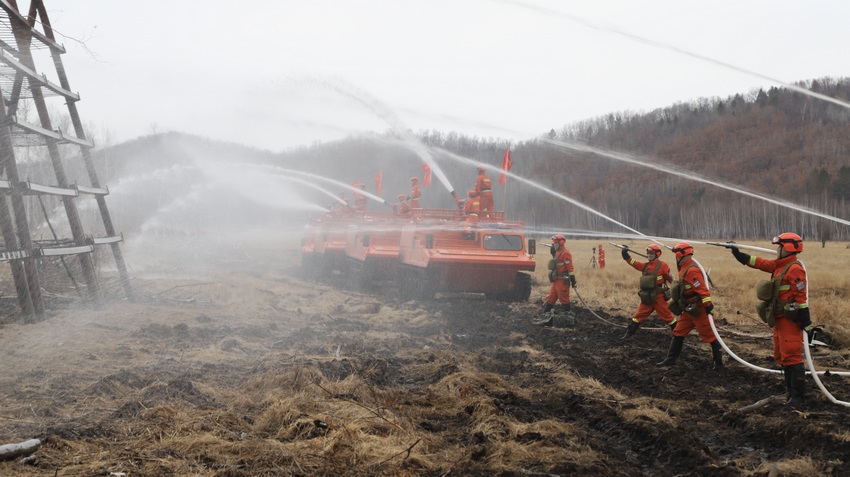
[{"xmin": 41, "ymin": 0, "xmax": 850, "ymax": 152}]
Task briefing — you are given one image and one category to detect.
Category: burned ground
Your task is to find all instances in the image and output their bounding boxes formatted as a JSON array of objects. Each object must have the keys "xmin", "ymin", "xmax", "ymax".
[{"xmin": 0, "ymin": 242, "xmax": 849, "ymax": 476}]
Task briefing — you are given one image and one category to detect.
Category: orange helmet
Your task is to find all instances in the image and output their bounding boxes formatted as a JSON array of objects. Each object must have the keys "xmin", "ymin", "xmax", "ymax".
[
  {"xmin": 552, "ymin": 234, "xmax": 566, "ymax": 243},
  {"xmin": 410, "ymin": 177, "xmax": 418, "ymax": 182},
  {"xmin": 398, "ymin": 194, "xmax": 406, "ymax": 200},
  {"xmin": 773, "ymin": 232, "xmax": 803, "ymax": 253},
  {"xmin": 477, "ymin": 165, "xmax": 486, "ymax": 172},
  {"xmin": 646, "ymin": 244, "xmax": 662, "ymax": 258},
  {"xmin": 672, "ymin": 242, "xmax": 693, "ymax": 261},
  {"xmin": 468, "ymin": 189, "xmax": 478, "ymax": 197}
]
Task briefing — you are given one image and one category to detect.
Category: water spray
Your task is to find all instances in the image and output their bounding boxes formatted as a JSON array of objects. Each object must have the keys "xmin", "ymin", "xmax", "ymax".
[
  {"xmin": 495, "ymin": 0, "xmax": 850, "ymax": 112},
  {"xmin": 263, "ymin": 166, "xmax": 389, "ymax": 206},
  {"xmin": 540, "ymin": 137, "xmax": 850, "ymax": 229},
  {"xmin": 297, "ymin": 79, "xmax": 458, "ymax": 202}
]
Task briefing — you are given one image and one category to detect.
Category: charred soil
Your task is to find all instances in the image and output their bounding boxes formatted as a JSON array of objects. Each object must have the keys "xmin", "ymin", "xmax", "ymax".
[{"xmin": 1, "ymin": 241, "xmax": 849, "ymax": 476}]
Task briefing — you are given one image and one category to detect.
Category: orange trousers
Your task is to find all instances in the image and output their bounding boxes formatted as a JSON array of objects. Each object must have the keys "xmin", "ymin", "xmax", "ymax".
[
  {"xmin": 672, "ymin": 307, "xmax": 717, "ymax": 343},
  {"xmin": 773, "ymin": 314, "xmax": 804, "ymax": 366},
  {"xmin": 633, "ymin": 293, "xmax": 676, "ymax": 325},
  {"xmin": 546, "ymin": 279, "xmax": 571, "ymax": 305}
]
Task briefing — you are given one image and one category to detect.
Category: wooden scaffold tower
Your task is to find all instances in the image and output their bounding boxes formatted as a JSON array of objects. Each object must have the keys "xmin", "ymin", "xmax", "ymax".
[{"xmin": 0, "ymin": 0, "xmax": 132, "ymax": 319}]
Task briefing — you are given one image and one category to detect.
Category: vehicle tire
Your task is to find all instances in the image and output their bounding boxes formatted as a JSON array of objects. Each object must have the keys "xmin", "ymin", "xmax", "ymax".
[
  {"xmin": 510, "ymin": 272, "xmax": 532, "ymax": 302},
  {"xmin": 413, "ymin": 269, "xmax": 438, "ymax": 301}
]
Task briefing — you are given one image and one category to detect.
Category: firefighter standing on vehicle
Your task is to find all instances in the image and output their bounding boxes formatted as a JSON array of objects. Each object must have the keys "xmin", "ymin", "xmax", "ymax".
[
  {"xmin": 540, "ymin": 234, "xmax": 577, "ymax": 324},
  {"xmin": 409, "ymin": 177, "xmax": 421, "ymax": 208},
  {"xmin": 474, "ymin": 166, "xmax": 493, "ymax": 218},
  {"xmin": 462, "ymin": 189, "xmax": 480, "ymax": 239},
  {"xmin": 729, "ymin": 233, "xmax": 819, "ymax": 407},
  {"xmin": 656, "ymin": 242, "xmax": 723, "ymax": 370},
  {"xmin": 621, "ymin": 244, "xmax": 677, "ymax": 339},
  {"xmin": 353, "ymin": 181, "xmax": 368, "ymax": 213}
]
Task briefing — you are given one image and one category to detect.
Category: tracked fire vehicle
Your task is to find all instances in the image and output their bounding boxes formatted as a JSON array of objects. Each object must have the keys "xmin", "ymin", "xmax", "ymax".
[
  {"xmin": 396, "ymin": 208, "xmax": 536, "ymax": 301},
  {"xmin": 301, "ymin": 212, "xmax": 351, "ymax": 278},
  {"xmin": 344, "ymin": 211, "xmax": 408, "ymax": 289}
]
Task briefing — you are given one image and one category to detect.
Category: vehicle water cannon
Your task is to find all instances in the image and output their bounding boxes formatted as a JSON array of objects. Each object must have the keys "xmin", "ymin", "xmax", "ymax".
[
  {"xmin": 706, "ymin": 241, "xmax": 775, "ymax": 254},
  {"xmin": 450, "ymin": 190, "xmax": 463, "ymax": 210},
  {"xmin": 608, "ymin": 242, "xmax": 649, "ymax": 258}
]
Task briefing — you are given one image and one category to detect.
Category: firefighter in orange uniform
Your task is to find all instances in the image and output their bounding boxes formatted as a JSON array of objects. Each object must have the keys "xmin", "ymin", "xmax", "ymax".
[
  {"xmin": 540, "ymin": 234, "xmax": 577, "ymax": 324},
  {"xmin": 598, "ymin": 244, "xmax": 606, "ymax": 269},
  {"xmin": 474, "ymin": 166, "xmax": 493, "ymax": 218},
  {"xmin": 656, "ymin": 242, "xmax": 723, "ymax": 370},
  {"xmin": 730, "ymin": 233, "xmax": 818, "ymax": 407},
  {"xmin": 621, "ymin": 244, "xmax": 677, "ymax": 339},
  {"xmin": 394, "ymin": 194, "xmax": 411, "ymax": 215},
  {"xmin": 352, "ymin": 182, "xmax": 368, "ymax": 213},
  {"xmin": 409, "ymin": 177, "xmax": 421, "ymax": 208},
  {"xmin": 462, "ymin": 189, "xmax": 480, "ymax": 239}
]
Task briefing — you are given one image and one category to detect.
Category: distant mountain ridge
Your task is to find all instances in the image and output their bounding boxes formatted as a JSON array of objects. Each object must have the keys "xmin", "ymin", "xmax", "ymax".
[{"xmin": 89, "ymin": 76, "xmax": 850, "ymax": 241}]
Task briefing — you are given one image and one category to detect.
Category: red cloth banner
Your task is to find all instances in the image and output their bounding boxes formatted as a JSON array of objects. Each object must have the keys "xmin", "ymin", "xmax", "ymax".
[
  {"xmin": 499, "ymin": 146, "xmax": 512, "ymax": 185},
  {"xmin": 421, "ymin": 163, "xmax": 432, "ymax": 187}
]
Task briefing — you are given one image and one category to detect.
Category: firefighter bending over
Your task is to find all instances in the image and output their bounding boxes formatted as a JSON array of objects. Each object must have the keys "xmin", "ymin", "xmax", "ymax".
[
  {"xmin": 730, "ymin": 233, "xmax": 819, "ymax": 408},
  {"xmin": 656, "ymin": 242, "xmax": 723, "ymax": 370},
  {"xmin": 394, "ymin": 194, "xmax": 411, "ymax": 215},
  {"xmin": 539, "ymin": 234, "xmax": 577, "ymax": 326},
  {"xmin": 621, "ymin": 244, "xmax": 677, "ymax": 339}
]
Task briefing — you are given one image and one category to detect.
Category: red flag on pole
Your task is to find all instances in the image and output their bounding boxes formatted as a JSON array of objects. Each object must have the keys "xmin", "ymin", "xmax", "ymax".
[
  {"xmin": 499, "ymin": 146, "xmax": 512, "ymax": 185},
  {"xmin": 374, "ymin": 170, "xmax": 382, "ymax": 195},
  {"xmin": 420, "ymin": 163, "xmax": 432, "ymax": 187}
]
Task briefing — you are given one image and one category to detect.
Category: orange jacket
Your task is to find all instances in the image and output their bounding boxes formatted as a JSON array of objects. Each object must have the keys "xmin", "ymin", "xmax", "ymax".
[
  {"xmin": 746, "ymin": 254, "xmax": 808, "ymax": 311},
  {"xmin": 475, "ymin": 173, "xmax": 492, "ymax": 196},
  {"xmin": 677, "ymin": 257, "xmax": 712, "ymax": 309},
  {"xmin": 409, "ymin": 184, "xmax": 421, "ymax": 207},
  {"xmin": 627, "ymin": 257, "xmax": 673, "ymax": 293},
  {"xmin": 554, "ymin": 246, "xmax": 574, "ymax": 278}
]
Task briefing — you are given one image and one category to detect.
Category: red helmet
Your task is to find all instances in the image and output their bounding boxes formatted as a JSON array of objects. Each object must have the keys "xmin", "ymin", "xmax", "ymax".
[
  {"xmin": 477, "ymin": 165, "xmax": 486, "ymax": 172},
  {"xmin": 646, "ymin": 244, "xmax": 662, "ymax": 258},
  {"xmin": 773, "ymin": 232, "xmax": 803, "ymax": 253},
  {"xmin": 410, "ymin": 177, "xmax": 418, "ymax": 182},
  {"xmin": 398, "ymin": 194, "xmax": 406, "ymax": 200},
  {"xmin": 552, "ymin": 234, "xmax": 566, "ymax": 243},
  {"xmin": 672, "ymin": 242, "xmax": 693, "ymax": 261}
]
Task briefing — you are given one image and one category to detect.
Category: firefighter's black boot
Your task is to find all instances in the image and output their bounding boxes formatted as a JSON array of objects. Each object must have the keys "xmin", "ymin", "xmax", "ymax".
[
  {"xmin": 621, "ymin": 320, "xmax": 640, "ymax": 340},
  {"xmin": 656, "ymin": 336, "xmax": 684, "ymax": 367},
  {"xmin": 559, "ymin": 303, "xmax": 572, "ymax": 314},
  {"xmin": 542, "ymin": 302, "xmax": 554, "ymax": 314},
  {"xmin": 710, "ymin": 340, "xmax": 723, "ymax": 370},
  {"xmin": 785, "ymin": 363, "xmax": 806, "ymax": 408}
]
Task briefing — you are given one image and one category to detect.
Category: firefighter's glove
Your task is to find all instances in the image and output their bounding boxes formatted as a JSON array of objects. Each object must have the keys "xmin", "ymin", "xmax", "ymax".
[
  {"xmin": 621, "ymin": 248, "xmax": 630, "ymax": 260},
  {"xmin": 730, "ymin": 246, "xmax": 750, "ymax": 266},
  {"xmin": 797, "ymin": 307, "xmax": 812, "ymax": 329},
  {"xmin": 550, "ymin": 246, "xmax": 556, "ymax": 257},
  {"xmin": 569, "ymin": 275, "xmax": 577, "ymax": 289},
  {"xmin": 705, "ymin": 303, "xmax": 714, "ymax": 316},
  {"xmin": 804, "ymin": 324, "xmax": 823, "ymax": 345}
]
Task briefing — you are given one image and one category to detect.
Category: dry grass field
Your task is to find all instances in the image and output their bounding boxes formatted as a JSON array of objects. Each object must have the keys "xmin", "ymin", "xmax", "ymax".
[{"xmin": 0, "ymin": 232, "xmax": 847, "ymax": 476}]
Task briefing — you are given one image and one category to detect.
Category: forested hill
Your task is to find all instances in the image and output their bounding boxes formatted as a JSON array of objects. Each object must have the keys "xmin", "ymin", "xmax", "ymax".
[
  {"xmin": 92, "ymin": 77, "xmax": 850, "ymax": 241},
  {"xmin": 269, "ymin": 76, "xmax": 850, "ymax": 241}
]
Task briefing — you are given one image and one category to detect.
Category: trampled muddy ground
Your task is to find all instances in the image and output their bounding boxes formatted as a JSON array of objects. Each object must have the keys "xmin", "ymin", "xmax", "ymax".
[{"xmin": 1, "ymin": 236, "xmax": 849, "ymax": 476}]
